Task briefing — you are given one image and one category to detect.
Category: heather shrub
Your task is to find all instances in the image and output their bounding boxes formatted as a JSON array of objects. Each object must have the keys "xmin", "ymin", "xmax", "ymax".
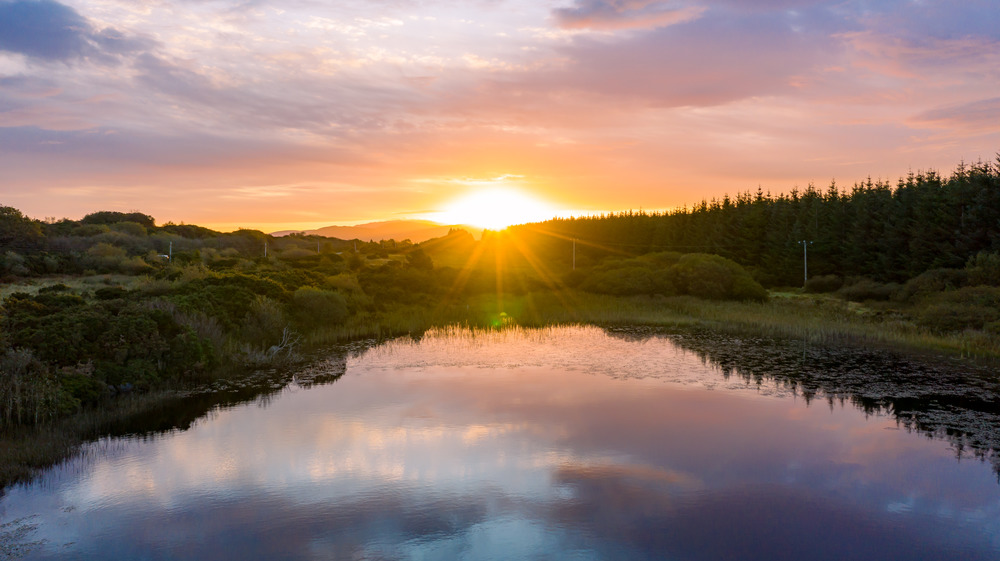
[
  {"xmin": 292, "ymin": 286, "xmax": 348, "ymax": 328},
  {"xmin": 898, "ymin": 268, "xmax": 967, "ymax": 302},
  {"xmin": 837, "ymin": 278, "xmax": 900, "ymax": 302},
  {"xmin": 917, "ymin": 286, "xmax": 1000, "ymax": 332},
  {"xmin": 966, "ymin": 251, "xmax": 1000, "ymax": 286},
  {"xmin": 804, "ymin": 274, "xmax": 843, "ymax": 294}
]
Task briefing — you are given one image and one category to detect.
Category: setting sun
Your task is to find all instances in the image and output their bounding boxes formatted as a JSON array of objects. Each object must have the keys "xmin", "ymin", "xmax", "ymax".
[{"xmin": 432, "ymin": 188, "xmax": 558, "ymax": 230}]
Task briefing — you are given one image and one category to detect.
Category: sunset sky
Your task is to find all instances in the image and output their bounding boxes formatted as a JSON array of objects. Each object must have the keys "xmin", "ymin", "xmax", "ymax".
[{"xmin": 1, "ymin": 0, "xmax": 998, "ymax": 232}]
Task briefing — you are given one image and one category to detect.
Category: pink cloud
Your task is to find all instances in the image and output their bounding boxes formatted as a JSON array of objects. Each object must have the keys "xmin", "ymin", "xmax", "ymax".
[{"xmin": 912, "ymin": 97, "xmax": 1000, "ymax": 135}]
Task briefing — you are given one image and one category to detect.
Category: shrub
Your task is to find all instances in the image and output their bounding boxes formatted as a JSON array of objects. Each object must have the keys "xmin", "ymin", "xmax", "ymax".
[
  {"xmin": 292, "ymin": 287, "xmax": 348, "ymax": 328},
  {"xmin": 358, "ymin": 265, "xmax": 437, "ymax": 305},
  {"xmin": 1, "ymin": 251, "xmax": 29, "ymax": 276},
  {"xmin": 279, "ymin": 248, "xmax": 315, "ymax": 261},
  {"xmin": 837, "ymin": 278, "xmax": 900, "ymax": 302},
  {"xmin": 38, "ymin": 283, "xmax": 71, "ymax": 294},
  {"xmin": 81, "ymin": 211, "xmax": 155, "ymax": 228},
  {"xmin": 94, "ymin": 286, "xmax": 128, "ymax": 300},
  {"xmin": 580, "ymin": 266, "xmax": 656, "ymax": 296},
  {"xmin": 240, "ymin": 296, "xmax": 289, "ymax": 348},
  {"xmin": 72, "ymin": 224, "xmax": 110, "ymax": 237},
  {"xmin": 966, "ymin": 251, "xmax": 1000, "ymax": 286},
  {"xmin": 917, "ymin": 286, "xmax": 1000, "ymax": 332},
  {"xmin": 120, "ymin": 255, "xmax": 155, "ymax": 274},
  {"xmin": 85, "ymin": 242, "xmax": 127, "ymax": 272},
  {"xmin": 804, "ymin": 274, "xmax": 843, "ymax": 294},
  {"xmin": 109, "ymin": 221, "xmax": 147, "ymax": 237},
  {"xmin": 668, "ymin": 253, "xmax": 767, "ymax": 301},
  {"xmin": 898, "ymin": 268, "xmax": 967, "ymax": 302},
  {"xmin": 638, "ymin": 251, "xmax": 684, "ymax": 268},
  {"xmin": 406, "ymin": 248, "xmax": 433, "ymax": 270}
]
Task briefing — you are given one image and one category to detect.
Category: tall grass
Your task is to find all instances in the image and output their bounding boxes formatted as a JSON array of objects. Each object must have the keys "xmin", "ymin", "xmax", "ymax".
[
  {"xmin": 304, "ymin": 290, "xmax": 1000, "ymax": 361},
  {"xmin": 0, "ymin": 392, "xmax": 170, "ymax": 489}
]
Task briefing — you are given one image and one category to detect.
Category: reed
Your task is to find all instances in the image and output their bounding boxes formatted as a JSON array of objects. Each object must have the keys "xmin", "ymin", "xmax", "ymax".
[
  {"xmin": 297, "ymin": 290, "xmax": 999, "ymax": 360},
  {"xmin": 0, "ymin": 392, "xmax": 171, "ymax": 489}
]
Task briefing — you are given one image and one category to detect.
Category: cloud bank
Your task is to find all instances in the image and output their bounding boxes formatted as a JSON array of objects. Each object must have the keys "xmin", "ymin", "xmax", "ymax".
[{"xmin": 0, "ymin": 0, "xmax": 997, "ymax": 229}]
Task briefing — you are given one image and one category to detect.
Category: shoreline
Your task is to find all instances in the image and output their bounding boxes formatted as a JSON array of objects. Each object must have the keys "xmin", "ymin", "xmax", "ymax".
[{"xmin": 3, "ymin": 292, "xmax": 997, "ymax": 492}]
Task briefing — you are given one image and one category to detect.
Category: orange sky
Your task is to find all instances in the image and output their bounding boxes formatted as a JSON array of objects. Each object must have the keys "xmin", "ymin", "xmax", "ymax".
[{"xmin": 1, "ymin": 0, "xmax": 998, "ymax": 231}]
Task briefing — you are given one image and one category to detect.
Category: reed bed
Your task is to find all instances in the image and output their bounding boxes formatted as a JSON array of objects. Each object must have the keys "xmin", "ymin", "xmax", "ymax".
[
  {"xmin": 298, "ymin": 290, "xmax": 999, "ymax": 361},
  {"xmin": 296, "ymin": 289, "xmax": 999, "ymax": 362}
]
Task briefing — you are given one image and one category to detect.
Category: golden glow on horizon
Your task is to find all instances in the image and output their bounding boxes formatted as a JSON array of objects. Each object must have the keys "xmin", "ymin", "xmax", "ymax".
[{"xmin": 432, "ymin": 188, "xmax": 558, "ymax": 230}]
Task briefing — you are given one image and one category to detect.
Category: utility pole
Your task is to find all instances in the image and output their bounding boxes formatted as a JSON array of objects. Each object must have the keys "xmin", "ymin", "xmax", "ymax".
[
  {"xmin": 798, "ymin": 240, "xmax": 813, "ymax": 286},
  {"xmin": 572, "ymin": 238, "xmax": 576, "ymax": 270},
  {"xmin": 264, "ymin": 241, "xmax": 268, "ymax": 258},
  {"xmin": 168, "ymin": 241, "xmax": 172, "ymax": 262}
]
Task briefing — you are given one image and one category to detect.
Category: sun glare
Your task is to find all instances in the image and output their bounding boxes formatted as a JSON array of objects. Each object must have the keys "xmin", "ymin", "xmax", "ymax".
[{"xmin": 434, "ymin": 188, "xmax": 557, "ymax": 230}]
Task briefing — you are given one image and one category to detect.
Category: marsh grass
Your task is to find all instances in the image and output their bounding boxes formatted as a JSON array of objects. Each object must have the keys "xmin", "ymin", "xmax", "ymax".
[
  {"xmin": 304, "ymin": 290, "xmax": 1000, "ymax": 361},
  {"xmin": 296, "ymin": 289, "xmax": 999, "ymax": 361},
  {"xmin": 0, "ymin": 392, "xmax": 171, "ymax": 490}
]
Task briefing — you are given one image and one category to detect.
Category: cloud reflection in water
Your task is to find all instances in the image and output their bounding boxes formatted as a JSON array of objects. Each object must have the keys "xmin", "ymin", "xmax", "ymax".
[{"xmin": 2, "ymin": 326, "xmax": 998, "ymax": 560}]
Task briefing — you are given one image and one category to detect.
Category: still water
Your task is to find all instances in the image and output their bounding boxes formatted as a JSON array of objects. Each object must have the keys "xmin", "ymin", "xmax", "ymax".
[{"xmin": 2, "ymin": 326, "xmax": 999, "ymax": 560}]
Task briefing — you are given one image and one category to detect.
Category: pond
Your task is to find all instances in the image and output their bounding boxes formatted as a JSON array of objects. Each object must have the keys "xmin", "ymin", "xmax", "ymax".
[{"xmin": 2, "ymin": 325, "xmax": 999, "ymax": 560}]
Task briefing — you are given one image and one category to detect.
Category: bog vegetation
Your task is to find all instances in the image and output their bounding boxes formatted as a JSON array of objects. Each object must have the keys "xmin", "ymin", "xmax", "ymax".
[{"xmin": 0, "ymin": 157, "xmax": 998, "ymax": 432}]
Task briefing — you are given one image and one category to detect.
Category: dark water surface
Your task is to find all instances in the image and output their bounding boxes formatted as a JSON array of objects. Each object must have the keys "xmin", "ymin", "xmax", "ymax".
[{"xmin": 2, "ymin": 326, "xmax": 999, "ymax": 560}]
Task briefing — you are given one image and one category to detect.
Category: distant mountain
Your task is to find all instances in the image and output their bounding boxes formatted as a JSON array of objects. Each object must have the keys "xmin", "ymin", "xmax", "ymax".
[{"xmin": 272, "ymin": 219, "xmax": 480, "ymax": 243}]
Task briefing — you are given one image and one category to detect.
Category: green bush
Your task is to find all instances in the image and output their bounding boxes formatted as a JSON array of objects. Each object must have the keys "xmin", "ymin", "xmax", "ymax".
[
  {"xmin": 580, "ymin": 266, "xmax": 657, "ymax": 296},
  {"xmin": 837, "ymin": 278, "xmax": 901, "ymax": 302},
  {"xmin": 59, "ymin": 368, "xmax": 107, "ymax": 407},
  {"xmin": 86, "ymin": 242, "xmax": 127, "ymax": 272},
  {"xmin": 109, "ymin": 221, "xmax": 147, "ymax": 237},
  {"xmin": 1, "ymin": 251, "xmax": 29, "ymax": 276},
  {"xmin": 637, "ymin": 251, "xmax": 684, "ymax": 268},
  {"xmin": 95, "ymin": 286, "xmax": 128, "ymax": 300},
  {"xmin": 406, "ymin": 248, "xmax": 433, "ymax": 271},
  {"xmin": 240, "ymin": 296, "xmax": 289, "ymax": 348},
  {"xmin": 668, "ymin": 253, "xmax": 767, "ymax": 301},
  {"xmin": 292, "ymin": 287, "xmax": 348, "ymax": 328},
  {"xmin": 966, "ymin": 251, "xmax": 1000, "ymax": 286},
  {"xmin": 898, "ymin": 268, "xmax": 967, "ymax": 302},
  {"xmin": 804, "ymin": 274, "xmax": 843, "ymax": 293},
  {"xmin": 2, "ymin": 292, "xmax": 213, "ymax": 389},
  {"xmin": 917, "ymin": 286, "xmax": 1000, "ymax": 332},
  {"xmin": 72, "ymin": 223, "xmax": 110, "ymax": 237},
  {"xmin": 358, "ymin": 265, "xmax": 437, "ymax": 305},
  {"xmin": 280, "ymin": 248, "xmax": 316, "ymax": 261}
]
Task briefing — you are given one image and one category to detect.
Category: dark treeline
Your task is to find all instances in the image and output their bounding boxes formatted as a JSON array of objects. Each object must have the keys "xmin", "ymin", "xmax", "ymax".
[{"xmin": 516, "ymin": 158, "xmax": 1000, "ymax": 286}]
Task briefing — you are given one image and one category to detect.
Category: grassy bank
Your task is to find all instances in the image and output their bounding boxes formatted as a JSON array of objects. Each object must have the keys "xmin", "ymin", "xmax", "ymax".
[{"xmin": 308, "ymin": 289, "xmax": 1000, "ymax": 361}]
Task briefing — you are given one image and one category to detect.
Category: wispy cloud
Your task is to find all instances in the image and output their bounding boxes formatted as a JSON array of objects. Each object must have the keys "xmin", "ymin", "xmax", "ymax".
[
  {"xmin": 553, "ymin": 0, "xmax": 704, "ymax": 31},
  {"xmin": 0, "ymin": 0, "xmax": 998, "ymax": 229},
  {"xmin": 913, "ymin": 97, "xmax": 1000, "ymax": 135}
]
